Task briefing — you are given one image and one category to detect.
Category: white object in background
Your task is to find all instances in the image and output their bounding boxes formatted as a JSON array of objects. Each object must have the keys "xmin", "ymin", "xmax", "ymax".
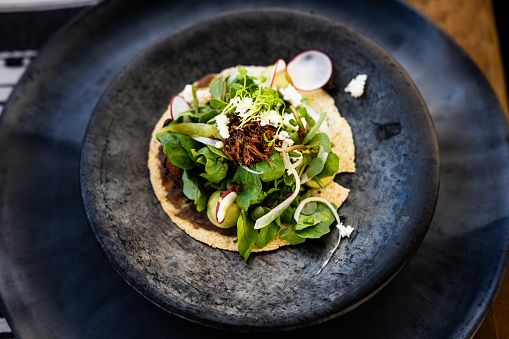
[{"xmin": 0, "ymin": 0, "xmax": 101, "ymax": 12}]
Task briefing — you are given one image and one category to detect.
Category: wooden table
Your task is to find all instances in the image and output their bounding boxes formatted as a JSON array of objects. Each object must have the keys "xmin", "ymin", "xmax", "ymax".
[{"xmin": 405, "ymin": 1, "xmax": 509, "ymax": 338}]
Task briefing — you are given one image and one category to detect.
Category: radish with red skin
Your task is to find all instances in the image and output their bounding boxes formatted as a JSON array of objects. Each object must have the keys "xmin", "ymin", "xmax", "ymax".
[
  {"xmin": 269, "ymin": 59, "xmax": 286, "ymax": 87},
  {"xmin": 169, "ymin": 95, "xmax": 191, "ymax": 120},
  {"xmin": 216, "ymin": 188, "xmax": 238, "ymax": 224},
  {"xmin": 286, "ymin": 50, "xmax": 333, "ymax": 91},
  {"xmin": 206, "ymin": 190, "xmax": 240, "ymax": 229}
]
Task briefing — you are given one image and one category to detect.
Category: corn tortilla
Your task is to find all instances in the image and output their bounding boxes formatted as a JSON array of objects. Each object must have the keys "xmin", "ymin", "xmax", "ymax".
[{"xmin": 148, "ymin": 66, "xmax": 355, "ymax": 252}]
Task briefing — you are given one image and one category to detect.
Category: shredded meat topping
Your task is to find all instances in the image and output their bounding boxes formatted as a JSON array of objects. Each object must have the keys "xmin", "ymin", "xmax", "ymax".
[{"xmin": 222, "ymin": 115, "xmax": 283, "ymax": 166}]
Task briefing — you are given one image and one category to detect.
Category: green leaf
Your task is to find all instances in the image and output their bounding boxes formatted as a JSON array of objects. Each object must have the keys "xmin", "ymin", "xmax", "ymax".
[
  {"xmin": 210, "ymin": 98, "xmax": 227, "ymax": 110},
  {"xmin": 210, "ymin": 76, "xmax": 223, "ymax": 99},
  {"xmin": 254, "ymin": 152, "xmax": 285, "ymax": 182},
  {"xmin": 158, "ymin": 122, "xmax": 221, "ymax": 139},
  {"xmin": 301, "ymin": 201, "xmax": 317, "ymax": 215},
  {"xmin": 295, "ymin": 212, "xmax": 323, "ymax": 230},
  {"xmin": 305, "ymin": 157, "xmax": 325, "ymax": 179},
  {"xmin": 295, "ymin": 203, "xmax": 335, "ymax": 239},
  {"xmin": 299, "ymin": 106, "xmax": 308, "ymax": 118},
  {"xmin": 179, "ymin": 134, "xmax": 201, "ymax": 160},
  {"xmin": 308, "ymin": 132, "xmax": 332, "ymax": 153},
  {"xmin": 317, "ymin": 152, "xmax": 340, "ymax": 179},
  {"xmin": 237, "ymin": 211, "xmax": 258, "ymax": 261},
  {"xmin": 156, "ymin": 131, "xmax": 179, "ymax": 144},
  {"xmin": 196, "ymin": 147, "xmax": 219, "ymax": 167},
  {"xmin": 238, "ymin": 66, "xmax": 247, "ymax": 77},
  {"xmin": 200, "ymin": 162, "xmax": 228, "ymax": 183},
  {"xmin": 232, "ymin": 167, "xmax": 262, "ymax": 211},
  {"xmin": 290, "ymin": 130, "xmax": 301, "ymax": 145},
  {"xmin": 159, "ymin": 133, "xmax": 196, "ymax": 169},
  {"xmin": 207, "ymin": 145, "xmax": 230, "ymax": 159},
  {"xmin": 198, "ymin": 109, "xmax": 220, "ymax": 123},
  {"xmin": 211, "ymin": 180, "xmax": 230, "ymax": 191},
  {"xmin": 182, "ymin": 170, "xmax": 208, "ymax": 212},
  {"xmin": 279, "ymin": 223, "xmax": 306, "ymax": 245},
  {"xmin": 280, "ymin": 206, "xmax": 295, "ymax": 224},
  {"xmin": 296, "ymin": 221, "xmax": 331, "ymax": 238},
  {"xmin": 256, "ymin": 220, "xmax": 279, "ymax": 249},
  {"xmin": 303, "ymin": 111, "xmax": 327, "ymax": 144},
  {"xmin": 258, "ymin": 186, "xmax": 280, "ymax": 207}
]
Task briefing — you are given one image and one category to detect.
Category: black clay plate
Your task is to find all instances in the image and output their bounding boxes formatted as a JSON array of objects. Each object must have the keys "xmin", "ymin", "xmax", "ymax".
[
  {"xmin": 0, "ymin": 0, "xmax": 507, "ymax": 338},
  {"xmin": 79, "ymin": 8, "xmax": 439, "ymax": 331}
]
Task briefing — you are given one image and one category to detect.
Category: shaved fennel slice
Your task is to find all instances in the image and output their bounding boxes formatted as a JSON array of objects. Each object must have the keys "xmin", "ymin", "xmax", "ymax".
[
  {"xmin": 293, "ymin": 197, "xmax": 341, "ymax": 223},
  {"xmin": 316, "ymin": 233, "xmax": 342, "ymax": 275},
  {"xmin": 301, "ymin": 103, "xmax": 330, "ymax": 137},
  {"xmin": 239, "ymin": 163, "xmax": 263, "ymax": 174},
  {"xmin": 292, "ymin": 157, "xmax": 303, "ymax": 169},
  {"xmin": 254, "ymin": 142, "xmax": 300, "ymax": 230},
  {"xmin": 293, "ymin": 197, "xmax": 352, "ymax": 275},
  {"xmin": 191, "ymin": 136, "xmax": 219, "ymax": 147}
]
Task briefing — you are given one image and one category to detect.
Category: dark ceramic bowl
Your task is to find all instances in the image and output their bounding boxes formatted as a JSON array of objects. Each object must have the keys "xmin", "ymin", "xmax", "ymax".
[{"xmin": 80, "ymin": 8, "xmax": 439, "ymax": 331}]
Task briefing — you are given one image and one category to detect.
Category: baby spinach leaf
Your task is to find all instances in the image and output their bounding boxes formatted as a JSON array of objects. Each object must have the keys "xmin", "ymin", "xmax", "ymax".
[
  {"xmin": 198, "ymin": 109, "xmax": 220, "ymax": 123},
  {"xmin": 156, "ymin": 131, "xmax": 179, "ymax": 144},
  {"xmin": 182, "ymin": 170, "xmax": 208, "ymax": 212},
  {"xmin": 200, "ymin": 162, "xmax": 228, "ymax": 183},
  {"xmin": 159, "ymin": 133, "xmax": 196, "ymax": 169},
  {"xmin": 237, "ymin": 211, "xmax": 258, "ymax": 261},
  {"xmin": 259, "ymin": 187, "xmax": 280, "ymax": 207},
  {"xmin": 210, "ymin": 75, "xmax": 223, "ymax": 99},
  {"xmin": 296, "ymin": 221, "xmax": 331, "ymax": 238},
  {"xmin": 211, "ymin": 180, "xmax": 230, "ymax": 191},
  {"xmin": 254, "ymin": 153, "xmax": 285, "ymax": 182},
  {"xmin": 207, "ymin": 145, "xmax": 230, "ymax": 159},
  {"xmin": 196, "ymin": 147, "xmax": 219, "ymax": 168},
  {"xmin": 256, "ymin": 220, "xmax": 279, "ymax": 249},
  {"xmin": 279, "ymin": 223, "xmax": 306, "ymax": 245},
  {"xmin": 280, "ymin": 206, "xmax": 295, "ymax": 224},
  {"xmin": 179, "ymin": 134, "xmax": 201, "ymax": 159},
  {"xmin": 233, "ymin": 167, "xmax": 262, "ymax": 211}
]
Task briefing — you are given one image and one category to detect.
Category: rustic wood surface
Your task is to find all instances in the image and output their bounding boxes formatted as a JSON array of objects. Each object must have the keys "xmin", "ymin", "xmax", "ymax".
[{"xmin": 405, "ymin": 1, "xmax": 509, "ymax": 338}]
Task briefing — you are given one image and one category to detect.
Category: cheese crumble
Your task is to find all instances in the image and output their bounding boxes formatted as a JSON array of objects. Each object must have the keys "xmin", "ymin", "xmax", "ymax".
[
  {"xmin": 259, "ymin": 110, "xmax": 282, "ymax": 127},
  {"xmin": 216, "ymin": 114, "xmax": 230, "ymax": 139},
  {"xmin": 279, "ymin": 85, "xmax": 302, "ymax": 107},
  {"xmin": 344, "ymin": 74, "xmax": 367, "ymax": 98},
  {"xmin": 338, "ymin": 224, "xmax": 354, "ymax": 237}
]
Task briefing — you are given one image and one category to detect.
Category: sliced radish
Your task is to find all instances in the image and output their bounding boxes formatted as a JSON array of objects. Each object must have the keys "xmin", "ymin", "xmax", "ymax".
[
  {"xmin": 170, "ymin": 95, "xmax": 191, "ymax": 120},
  {"xmin": 286, "ymin": 50, "xmax": 332, "ymax": 91},
  {"xmin": 215, "ymin": 188, "xmax": 238, "ymax": 224},
  {"xmin": 269, "ymin": 59, "xmax": 287, "ymax": 87}
]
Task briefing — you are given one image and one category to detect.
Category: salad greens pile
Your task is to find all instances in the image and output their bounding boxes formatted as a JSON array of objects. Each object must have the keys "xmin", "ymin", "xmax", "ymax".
[{"xmin": 156, "ymin": 66, "xmax": 343, "ymax": 260}]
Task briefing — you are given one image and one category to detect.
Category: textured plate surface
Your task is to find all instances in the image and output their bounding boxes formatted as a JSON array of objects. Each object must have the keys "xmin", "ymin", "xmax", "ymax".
[
  {"xmin": 79, "ymin": 9, "xmax": 438, "ymax": 330},
  {"xmin": 0, "ymin": 0, "xmax": 508, "ymax": 338}
]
